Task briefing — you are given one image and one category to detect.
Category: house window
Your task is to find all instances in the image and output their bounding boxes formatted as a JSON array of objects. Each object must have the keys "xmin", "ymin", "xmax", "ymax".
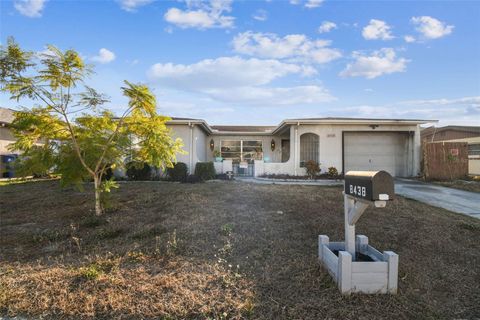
[
  {"xmin": 468, "ymin": 144, "xmax": 480, "ymax": 158},
  {"xmin": 221, "ymin": 140, "xmax": 263, "ymax": 163},
  {"xmin": 300, "ymin": 133, "xmax": 319, "ymax": 167}
]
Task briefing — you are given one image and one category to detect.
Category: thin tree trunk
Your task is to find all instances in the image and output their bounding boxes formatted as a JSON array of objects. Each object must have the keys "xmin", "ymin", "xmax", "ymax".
[{"xmin": 93, "ymin": 175, "xmax": 102, "ymax": 216}]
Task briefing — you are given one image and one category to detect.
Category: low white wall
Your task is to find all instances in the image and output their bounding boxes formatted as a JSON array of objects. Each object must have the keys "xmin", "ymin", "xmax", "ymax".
[{"xmin": 214, "ymin": 159, "xmax": 233, "ymax": 174}]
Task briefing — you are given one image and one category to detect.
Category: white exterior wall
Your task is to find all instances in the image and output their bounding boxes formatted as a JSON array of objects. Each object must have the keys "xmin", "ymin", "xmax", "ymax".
[
  {"xmin": 295, "ymin": 124, "xmax": 419, "ymax": 174},
  {"xmin": 259, "ymin": 124, "xmax": 420, "ymax": 177},
  {"xmin": 168, "ymin": 122, "xmax": 422, "ymax": 177},
  {"xmin": 193, "ymin": 126, "xmax": 207, "ymax": 169},
  {"xmin": 0, "ymin": 127, "xmax": 17, "ymax": 155},
  {"xmin": 206, "ymin": 135, "xmax": 283, "ymax": 163},
  {"xmin": 168, "ymin": 124, "xmax": 208, "ymax": 173}
]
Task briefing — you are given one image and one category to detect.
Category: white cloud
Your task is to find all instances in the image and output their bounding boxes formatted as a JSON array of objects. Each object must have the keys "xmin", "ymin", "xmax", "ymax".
[
  {"xmin": 411, "ymin": 16, "xmax": 454, "ymax": 39},
  {"xmin": 164, "ymin": 0, "xmax": 234, "ymax": 29},
  {"xmin": 232, "ymin": 31, "xmax": 341, "ymax": 64},
  {"xmin": 14, "ymin": 0, "xmax": 46, "ymax": 17},
  {"xmin": 340, "ymin": 48, "xmax": 409, "ymax": 79},
  {"xmin": 305, "ymin": 0, "xmax": 324, "ymax": 8},
  {"xmin": 318, "ymin": 21, "xmax": 337, "ymax": 33},
  {"xmin": 362, "ymin": 19, "xmax": 394, "ymax": 40},
  {"xmin": 91, "ymin": 48, "xmax": 116, "ymax": 64},
  {"xmin": 148, "ymin": 56, "xmax": 307, "ymax": 90},
  {"xmin": 400, "ymin": 96, "xmax": 480, "ymax": 107},
  {"xmin": 148, "ymin": 56, "xmax": 335, "ymax": 106},
  {"xmin": 207, "ymin": 85, "xmax": 335, "ymax": 105},
  {"xmin": 338, "ymin": 96, "xmax": 480, "ymax": 126},
  {"xmin": 289, "ymin": 0, "xmax": 324, "ymax": 8},
  {"xmin": 252, "ymin": 9, "xmax": 267, "ymax": 21},
  {"xmin": 118, "ymin": 0, "xmax": 152, "ymax": 12},
  {"xmin": 404, "ymin": 35, "xmax": 416, "ymax": 43}
]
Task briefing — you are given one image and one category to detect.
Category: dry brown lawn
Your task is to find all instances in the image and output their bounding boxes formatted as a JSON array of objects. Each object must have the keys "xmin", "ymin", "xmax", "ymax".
[
  {"xmin": 431, "ymin": 179, "xmax": 480, "ymax": 193},
  {"xmin": 0, "ymin": 180, "xmax": 479, "ymax": 319}
]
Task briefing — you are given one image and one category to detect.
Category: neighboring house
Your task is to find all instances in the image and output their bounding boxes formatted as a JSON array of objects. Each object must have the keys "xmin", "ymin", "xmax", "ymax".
[
  {"xmin": 0, "ymin": 107, "xmax": 18, "ymax": 177},
  {"xmin": 167, "ymin": 117, "xmax": 435, "ymax": 178},
  {"xmin": 0, "ymin": 107, "xmax": 16, "ymax": 155},
  {"xmin": 421, "ymin": 126, "xmax": 480, "ymax": 176}
]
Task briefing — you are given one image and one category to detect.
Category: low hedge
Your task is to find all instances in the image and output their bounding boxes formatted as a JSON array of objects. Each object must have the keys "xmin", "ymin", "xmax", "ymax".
[
  {"xmin": 126, "ymin": 162, "xmax": 152, "ymax": 181},
  {"xmin": 166, "ymin": 162, "xmax": 188, "ymax": 182},
  {"xmin": 194, "ymin": 162, "xmax": 216, "ymax": 181}
]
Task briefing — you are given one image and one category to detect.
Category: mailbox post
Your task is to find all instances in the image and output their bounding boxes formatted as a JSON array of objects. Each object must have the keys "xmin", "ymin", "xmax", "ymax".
[
  {"xmin": 343, "ymin": 171, "xmax": 394, "ymax": 258},
  {"xmin": 318, "ymin": 171, "xmax": 399, "ymax": 294}
]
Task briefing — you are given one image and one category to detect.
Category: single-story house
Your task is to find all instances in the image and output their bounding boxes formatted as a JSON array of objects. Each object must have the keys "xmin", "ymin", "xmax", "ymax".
[
  {"xmin": 0, "ymin": 107, "xmax": 16, "ymax": 156},
  {"xmin": 421, "ymin": 125, "xmax": 480, "ymax": 176},
  {"xmin": 167, "ymin": 117, "xmax": 436, "ymax": 178},
  {"xmin": 0, "ymin": 107, "xmax": 18, "ymax": 177}
]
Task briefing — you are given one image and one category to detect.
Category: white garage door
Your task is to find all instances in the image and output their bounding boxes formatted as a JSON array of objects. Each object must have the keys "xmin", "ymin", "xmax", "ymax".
[{"xmin": 344, "ymin": 132, "xmax": 409, "ymax": 177}]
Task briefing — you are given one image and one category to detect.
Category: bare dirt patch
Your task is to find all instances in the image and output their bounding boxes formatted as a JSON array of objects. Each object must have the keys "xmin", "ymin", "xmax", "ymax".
[{"xmin": 1, "ymin": 180, "xmax": 479, "ymax": 319}]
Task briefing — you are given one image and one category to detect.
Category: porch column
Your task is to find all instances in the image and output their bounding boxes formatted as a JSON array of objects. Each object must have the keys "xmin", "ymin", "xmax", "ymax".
[
  {"xmin": 413, "ymin": 126, "xmax": 421, "ymax": 176},
  {"xmin": 290, "ymin": 125, "xmax": 297, "ymax": 175}
]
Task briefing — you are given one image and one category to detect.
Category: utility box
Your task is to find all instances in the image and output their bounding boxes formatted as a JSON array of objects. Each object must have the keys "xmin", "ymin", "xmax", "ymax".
[{"xmin": 319, "ymin": 171, "xmax": 398, "ymax": 294}]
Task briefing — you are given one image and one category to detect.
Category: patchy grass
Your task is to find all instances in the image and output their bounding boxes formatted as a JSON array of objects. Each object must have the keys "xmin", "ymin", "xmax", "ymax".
[
  {"xmin": 0, "ymin": 180, "xmax": 479, "ymax": 319},
  {"xmin": 430, "ymin": 179, "xmax": 480, "ymax": 193}
]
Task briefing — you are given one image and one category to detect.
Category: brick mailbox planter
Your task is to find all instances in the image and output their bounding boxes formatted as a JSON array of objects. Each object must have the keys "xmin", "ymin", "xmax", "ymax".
[
  {"xmin": 319, "ymin": 171, "xmax": 399, "ymax": 295},
  {"xmin": 318, "ymin": 235, "xmax": 398, "ymax": 294}
]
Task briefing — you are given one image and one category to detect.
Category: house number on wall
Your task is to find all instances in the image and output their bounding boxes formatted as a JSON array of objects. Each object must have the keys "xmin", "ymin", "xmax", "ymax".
[{"xmin": 349, "ymin": 185, "xmax": 366, "ymax": 197}]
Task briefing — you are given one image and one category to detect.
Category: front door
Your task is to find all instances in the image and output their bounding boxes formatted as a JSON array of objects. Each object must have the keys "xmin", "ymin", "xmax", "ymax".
[{"xmin": 281, "ymin": 140, "xmax": 290, "ymax": 162}]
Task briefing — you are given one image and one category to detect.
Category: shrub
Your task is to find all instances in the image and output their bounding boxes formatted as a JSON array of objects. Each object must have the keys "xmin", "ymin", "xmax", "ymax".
[
  {"xmin": 185, "ymin": 174, "xmax": 201, "ymax": 183},
  {"xmin": 328, "ymin": 166, "xmax": 339, "ymax": 177},
  {"xmin": 166, "ymin": 162, "xmax": 188, "ymax": 182},
  {"xmin": 126, "ymin": 162, "xmax": 152, "ymax": 181},
  {"xmin": 305, "ymin": 160, "xmax": 320, "ymax": 179},
  {"xmin": 194, "ymin": 162, "xmax": 216, "ymax": 181}
]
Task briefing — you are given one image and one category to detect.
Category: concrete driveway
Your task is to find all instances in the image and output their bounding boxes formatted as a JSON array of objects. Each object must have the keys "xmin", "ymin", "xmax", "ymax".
[{"xmin": 395, "ymin": 178, "xmax": 480, "ymax": 219}]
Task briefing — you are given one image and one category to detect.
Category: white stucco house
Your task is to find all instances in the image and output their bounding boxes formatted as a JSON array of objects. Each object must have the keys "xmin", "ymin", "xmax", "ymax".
[{"xmin": 167, "ymin": 117, "xmax": 436, "ymax": 178}]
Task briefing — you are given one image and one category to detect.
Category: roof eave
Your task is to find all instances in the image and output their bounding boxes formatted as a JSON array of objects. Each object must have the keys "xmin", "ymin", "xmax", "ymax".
[
  {"xmin": 272, "ymin": 119, "xmax": 438, "ymax": 134},
  {"xmin": 210, "ymin": 131, "xmax": 273, "ymax": 136},
  {"xmin": 167, "ymin": 119, "xmax": 213, "ymax": 134}
]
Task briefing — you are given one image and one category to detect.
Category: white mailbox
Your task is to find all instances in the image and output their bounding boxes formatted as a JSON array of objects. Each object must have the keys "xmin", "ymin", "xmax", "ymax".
[{"xmin": 318, "ymin": 171, "xmax": 399, "ymax": 294}]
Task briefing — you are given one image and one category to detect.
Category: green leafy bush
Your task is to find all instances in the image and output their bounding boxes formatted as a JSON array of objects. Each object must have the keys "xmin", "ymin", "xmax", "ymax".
[
  {"xmin": 166, "ymin": 162, "xmax": 188, "ymax": 182},
  {"xmin": 328, "ymin": 166, "xmax": 338, "ymax": 177},
  {"xmin": 305, "ymin": 160, "xmax": 320, "ymax": 179},
  {"xmin": 194, "ymin": 162, "xmax": 216, "ymax": 181},
  {"xmin": 126, "ymin": 162, "xmax": 152, "ymax": 181}
]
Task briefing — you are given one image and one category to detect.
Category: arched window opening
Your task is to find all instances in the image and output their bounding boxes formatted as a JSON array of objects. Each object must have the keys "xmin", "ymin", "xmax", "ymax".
[{"xmin": 300, "ymin": 133, "xmax": 319, "ymax": 167}]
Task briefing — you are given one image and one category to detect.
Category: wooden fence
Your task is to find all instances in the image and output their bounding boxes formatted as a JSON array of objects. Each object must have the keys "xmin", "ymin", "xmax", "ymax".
[{"xmin": 423, "ymin": 141, "xmax": 468, "ymax": 180}]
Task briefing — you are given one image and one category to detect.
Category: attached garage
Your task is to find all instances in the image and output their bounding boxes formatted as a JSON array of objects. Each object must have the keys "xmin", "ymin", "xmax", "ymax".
[{"xmin": 343, "ymin": 132, "xmax": 412, "ymax": 177}]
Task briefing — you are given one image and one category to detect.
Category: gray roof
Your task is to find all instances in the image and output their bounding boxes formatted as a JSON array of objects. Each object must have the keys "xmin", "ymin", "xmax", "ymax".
[
  {"xmin": 287, "ymin": 117, "xmax": 434, "ymax": 122},
  {"xmin": 210, "ymin": 125, "xmax": 276, "ymax": 133},
  {"xmin": 0, "ymin": 107, "xmax": 15, "ymax": 125},
  {"xmin": 422, "ymin": 125, "xmax": 480, "ymax": 134}
]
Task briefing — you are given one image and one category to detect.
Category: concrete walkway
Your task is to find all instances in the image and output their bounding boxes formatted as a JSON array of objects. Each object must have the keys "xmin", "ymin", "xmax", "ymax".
[
  {"xmin": 239, "ymin": 177, "xmax": 480, "ymax": 219},
  {"xmin": 395, "ymin": 179, "xmax": 480, "ymax": 219}
]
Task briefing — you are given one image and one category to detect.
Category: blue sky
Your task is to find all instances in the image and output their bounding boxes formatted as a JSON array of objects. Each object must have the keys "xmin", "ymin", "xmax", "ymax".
[{"xmin": 1, "ymin": 0, "xmax": 479, "ymax": 126}]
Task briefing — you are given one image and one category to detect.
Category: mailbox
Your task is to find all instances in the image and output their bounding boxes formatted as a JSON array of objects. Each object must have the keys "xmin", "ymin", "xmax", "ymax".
[
  {"xmin": 344, "ymin": 170, "xmax": 394, "ymax": 201},
  {"xmin": 319, "ymin": 170, "xmax": 399, "ymax": 294}
]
